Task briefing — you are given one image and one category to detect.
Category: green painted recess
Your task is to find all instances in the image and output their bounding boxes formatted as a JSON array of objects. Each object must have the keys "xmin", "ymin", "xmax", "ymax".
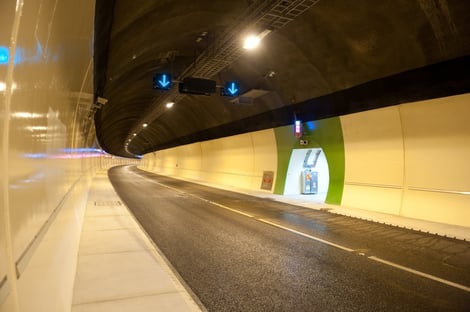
[{"xmin": 273, "ymin": 117, "xmax": 345, "ymax": 205}]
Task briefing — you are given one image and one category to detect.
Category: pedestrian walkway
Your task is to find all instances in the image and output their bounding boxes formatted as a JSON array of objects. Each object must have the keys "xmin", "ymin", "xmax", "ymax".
[{"xmin": 71, "ymin": 170, "xmax": 203, "ymax": 312}]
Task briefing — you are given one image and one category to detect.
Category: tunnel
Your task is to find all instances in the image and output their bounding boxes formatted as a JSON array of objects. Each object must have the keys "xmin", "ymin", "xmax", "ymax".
[{"xmin": 1, "ymin": 0, "xmax": 470, "ymax": 311}]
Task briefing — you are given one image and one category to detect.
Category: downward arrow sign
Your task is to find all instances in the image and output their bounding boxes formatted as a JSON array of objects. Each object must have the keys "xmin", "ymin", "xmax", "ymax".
[
  {"xmin": 158, "ymin": 74, "xmax": 170, "ymax": 88},
  {"xmin": 228, "ymin": 82, "xmax": 238, "ymax": 95}
]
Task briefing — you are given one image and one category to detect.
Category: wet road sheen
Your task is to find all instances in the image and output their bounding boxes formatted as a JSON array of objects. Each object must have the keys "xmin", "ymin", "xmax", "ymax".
[{"xmin": 109, "ymin": 166, "xmax": 470, "ymax": 312}]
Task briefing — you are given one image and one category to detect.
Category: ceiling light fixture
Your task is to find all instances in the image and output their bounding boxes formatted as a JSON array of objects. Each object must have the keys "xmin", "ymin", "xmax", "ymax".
[
  {"xmin": 142, "ymin": 122, "xmax": 148, "ymax": 128},
  {"xmin": 243, "ymin": 35, "xmax": 260, "ymax": 50},
  {"xmin": 243, "ymin": 29, "xmax": 272, "ymax": 50},
  {"xmin": 166, "ymin": 102, "xmax": 174, "ymax": 108}
]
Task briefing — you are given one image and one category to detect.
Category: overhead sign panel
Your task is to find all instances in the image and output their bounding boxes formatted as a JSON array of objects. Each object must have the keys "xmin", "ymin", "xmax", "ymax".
[
  {"xmin": 221, "ymin": 81, "xmax": 240, "ymax": 97},
  {"xmin": 153, "ymin": 73, "xmax": 172, "ymax": 90},
  {"xmin": 179, "ymin": 77, "xmax": 216, "ymax": 95}
]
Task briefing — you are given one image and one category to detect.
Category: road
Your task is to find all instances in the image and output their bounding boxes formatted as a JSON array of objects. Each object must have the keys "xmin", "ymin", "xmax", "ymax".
[{"xmin": 108, "ymin": 165, "xmax": 470, "ymax": 311}]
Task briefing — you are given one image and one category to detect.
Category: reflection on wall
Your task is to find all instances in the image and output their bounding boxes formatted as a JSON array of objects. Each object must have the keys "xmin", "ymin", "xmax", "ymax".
[
  {"xmin": 0, "ymin": 0, "xmax": 96, "ymax": 311},
  {"xmin": 0, "ymin": 40, "xmax": 55, "ymax": 66}
]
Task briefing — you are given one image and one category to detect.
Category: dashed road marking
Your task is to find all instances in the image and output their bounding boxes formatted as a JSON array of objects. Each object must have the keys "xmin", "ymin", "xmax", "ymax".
[
  {"xmin": 257, "ymin": 218, "xmax": 354, "ymax": 252},
  {"xmin": 368, "ymin": 256, "xmax": 470, "ymax": 292},
  {"xmin": 136, "ymin": 170, "xmax": 470, "ymax": 293}
]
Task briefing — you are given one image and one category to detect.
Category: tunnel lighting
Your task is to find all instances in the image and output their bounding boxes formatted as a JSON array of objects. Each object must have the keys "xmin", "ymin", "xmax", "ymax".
[
  {"xmin": 142, "ymin": 122, "xmax": 148, "ymax": 128},
  {"xmin": 243, "ymin": 35, "xmax": 260, "ymax": 50},
  {"xmin": 133, "ymin": 133, "xmax": 137, "ymax": 136},
  {"xmin": 243, "ymin": 29, "xmax": 272, "ymax": 50},
  {"xmin": 166, "ymin": 101, "xmax": 174, "ymax": 108}
]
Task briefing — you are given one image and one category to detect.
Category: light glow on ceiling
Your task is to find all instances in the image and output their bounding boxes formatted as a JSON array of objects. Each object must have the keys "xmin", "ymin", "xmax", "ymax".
[
  {"xmin": 243, "ymin": 35, "xmax": 260, "ymax": 50},
  {"xmin": 243, "ymin": 29, "xmax": 271, "ymax": 50},
  {"xmin": 166, "ymin": 102, "xmax": 174, "ymax": 108}
]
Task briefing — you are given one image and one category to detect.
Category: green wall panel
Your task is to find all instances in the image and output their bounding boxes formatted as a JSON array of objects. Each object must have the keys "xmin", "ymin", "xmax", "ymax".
[{"xmin": 273, "ymin": 117, "xmax": 345, "ymax": 204}]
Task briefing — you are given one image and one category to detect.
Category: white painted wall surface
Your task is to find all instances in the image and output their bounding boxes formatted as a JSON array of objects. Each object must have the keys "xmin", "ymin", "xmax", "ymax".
[
  {"xmin": 0, "ymin": 0, "xmax": 96, "ymax": 311},
  {"xmin": 341, "ymin": 93, "xmax": 470, "ymax": 227},
  {"xmin": 141, "ymin": 129, "xmax": 278, "ymax": 192}
]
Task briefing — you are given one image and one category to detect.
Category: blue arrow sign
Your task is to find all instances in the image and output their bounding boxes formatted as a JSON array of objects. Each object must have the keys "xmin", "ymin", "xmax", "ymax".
[
  {"xmin": 159, "ymin": 74, "xmax": 170, "ymax": 88},
  {"xmin": 223, "ymin": 81, "xmax": 239, "ymax": 96},
  {"xmin": 153, "ymin": 73, "xmax": 172, "ymax": 90},
  {"xmin": 228, "ymin": 82, "xmax": 238, "ymax": 95}
]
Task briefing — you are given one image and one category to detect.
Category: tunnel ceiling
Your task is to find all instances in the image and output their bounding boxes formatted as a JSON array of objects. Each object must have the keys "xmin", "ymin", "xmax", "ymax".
[{"xmin": 93, "ymin": 0, "xmax": 470, "ymax": 158}]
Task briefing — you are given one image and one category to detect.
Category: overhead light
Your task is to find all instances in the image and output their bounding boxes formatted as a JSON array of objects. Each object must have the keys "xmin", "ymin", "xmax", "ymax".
[
  {"xmin": 142, "ymin": 122, "xmax": 148, "ymax": 128},
  {"xmin": 243, "ymin": 35, "xmax": 260, "ymax": 50},
  {"xmin": 133, "ymin": 133, "xmax": 137, "ymax": 136},
  {"xmin": 243, "ymin": 29, "xmax": 272, "ymax": 50},
  {"xmin": 166, "ymin": 102, "xmax": 174, "ymax": 108}
]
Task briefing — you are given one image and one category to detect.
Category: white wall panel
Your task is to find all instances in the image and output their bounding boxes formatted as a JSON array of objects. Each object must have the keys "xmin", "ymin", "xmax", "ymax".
[
  {"xmin": 401, "ymin": 94, "xmax": 470, "ymax": 191},
  {"xmin": 142, "ymin": 129, "xmax": 278, "ymax": 192},
  {"xmin": 341, "ymin": 106, "xmax": 404, "ymax": 186},
  {"xmin": 342, "ymin": 185, "xmax": 402, "ymax": 215},
  {"xmin": 401, "ymin": 190, "xmax": 470, "ymax": 227},
  {"xmin": 0, "ymin": 0, "xmax": 96, "ymax": 311},
  {"xmin": 202, "ymin": 134, "xmax": 254, "ymax": 177},
  {"xmin": 340, "ymin": 94, "xmax": 470, "ymax": 227},
  {"xmin": 251, "ymin": 129, "xmax": 278, "ymax": 189}
]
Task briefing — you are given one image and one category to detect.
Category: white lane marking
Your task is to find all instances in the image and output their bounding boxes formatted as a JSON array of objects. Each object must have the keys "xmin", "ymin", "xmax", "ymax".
[
  {"xmin": 369, "ymin": 256, "xmax": 470, "ymax": 293},
  {"xmin": 257, "ymin": 218, "xmax": 354, "ymax": 252},
  {"xmin": 198, "ymin": 199, "xmax": 255, "ymax": 218},
  {"xmin": 139, "ymin": 172, "xmax": 255, "ymax": 218},
  {"xmin": 134, "ymin": 169, "xmax": 470, "ymax": 293}
]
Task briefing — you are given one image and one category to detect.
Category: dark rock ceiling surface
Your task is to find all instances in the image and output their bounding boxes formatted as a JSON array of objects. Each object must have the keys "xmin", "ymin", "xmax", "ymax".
[{"xmin": 94, "ymin": 0, "xmax": 470, "ymax": 158}]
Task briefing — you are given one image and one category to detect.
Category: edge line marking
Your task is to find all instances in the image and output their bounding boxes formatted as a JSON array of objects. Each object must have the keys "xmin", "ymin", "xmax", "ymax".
[
  {"xmin": 135, "ymin": 168, "xmax": 470, "ymax": 293},
  {"xmin": 368, "ymin": 256, "xmax": 470, "ymax": 292}
]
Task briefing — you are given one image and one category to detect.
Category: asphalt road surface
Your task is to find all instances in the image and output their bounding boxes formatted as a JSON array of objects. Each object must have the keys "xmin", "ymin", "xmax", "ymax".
[{"xmin": 108, "ymin": 165, "xmax": 470, "ymax": 312}]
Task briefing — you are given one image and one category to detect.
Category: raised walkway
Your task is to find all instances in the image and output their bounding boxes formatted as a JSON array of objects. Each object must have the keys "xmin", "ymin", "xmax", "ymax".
[{"xmin": 71, "ymin": 170, "xmax": 203, "ymax": 312}]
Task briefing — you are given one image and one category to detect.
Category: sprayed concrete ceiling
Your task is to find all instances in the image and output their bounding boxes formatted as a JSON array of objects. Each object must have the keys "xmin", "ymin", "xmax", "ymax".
[{"xmin": 93, "ymin": 0, "xmax": 470, "ymax": 158}]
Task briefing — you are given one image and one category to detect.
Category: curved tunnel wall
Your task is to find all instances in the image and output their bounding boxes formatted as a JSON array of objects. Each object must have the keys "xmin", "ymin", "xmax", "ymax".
[
  {"xmin": 341, "ymin": 93, "xmax": 470, "ymax": 227},
  {"xmin": 141, "ymin": 93, "xmax": 470, "ymax": 228},
  {"xmin": 140, "ymin": 129, "xmax": 279, "ymax": 192},
  {"xmin": 0, "ymin": 0, "xmax": 97, "ymax": 311}
]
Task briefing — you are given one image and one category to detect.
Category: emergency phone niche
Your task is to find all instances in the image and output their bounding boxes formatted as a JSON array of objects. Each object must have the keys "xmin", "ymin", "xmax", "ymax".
[{"xmin": 301, "ymin": 149, "xmax": 321, "ymax": 194}]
